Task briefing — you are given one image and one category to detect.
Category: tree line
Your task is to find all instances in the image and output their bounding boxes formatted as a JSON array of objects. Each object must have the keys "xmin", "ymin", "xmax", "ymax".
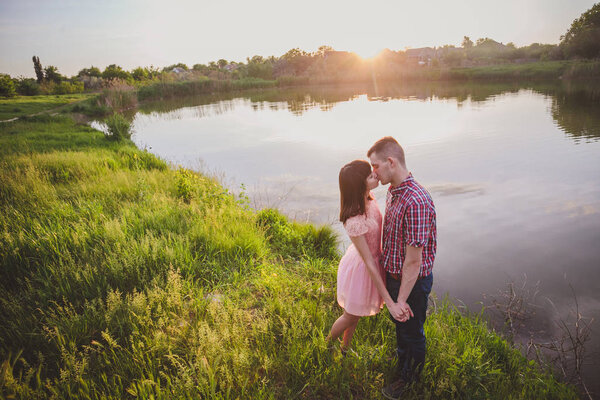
[{"xmin": 1, "ymin": 3, "xmax": 598, "ymax": 98}]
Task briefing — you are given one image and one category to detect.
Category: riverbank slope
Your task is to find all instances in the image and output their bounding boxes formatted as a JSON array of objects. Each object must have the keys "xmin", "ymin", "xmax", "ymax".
[{"xmin": 0, "ymin": 110, "xmax": 577, "ymax": 398}]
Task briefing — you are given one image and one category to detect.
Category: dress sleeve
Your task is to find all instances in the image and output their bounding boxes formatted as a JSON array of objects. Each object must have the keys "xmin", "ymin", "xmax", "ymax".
[
  {"xmin": 344, "ymin": 215, "xmax": 368, "ymax": 237},
  {"xmin": 403, "ymin": 201, "xmax": 434, "ymax": 247}
]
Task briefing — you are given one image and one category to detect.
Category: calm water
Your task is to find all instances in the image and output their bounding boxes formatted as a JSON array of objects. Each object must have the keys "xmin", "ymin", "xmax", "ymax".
[{"xmin": 123, "ymin": 81, "xmax": 600, "ymax": 390}]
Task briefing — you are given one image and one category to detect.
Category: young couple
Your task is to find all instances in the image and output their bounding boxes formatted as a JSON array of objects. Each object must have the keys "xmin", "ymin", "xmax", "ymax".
[{"xmin": 326, "ymin": 136, "xmax": 437, "ymax": 399}]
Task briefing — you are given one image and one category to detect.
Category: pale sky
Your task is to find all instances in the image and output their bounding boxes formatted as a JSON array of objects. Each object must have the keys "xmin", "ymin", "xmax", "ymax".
[{"xmin": 0, "ymin": 0, "xmax": 596, "ymax": 77}]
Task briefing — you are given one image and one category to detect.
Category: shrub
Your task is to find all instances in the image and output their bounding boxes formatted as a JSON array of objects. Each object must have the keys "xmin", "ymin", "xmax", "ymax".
[
  {"xmin": 52, "ymin": 81, "xmax": 84, "ymax": 95},
  {"xmin": 0, "ymin": 74, "xmax": 16, "ymax": 97},
  {"xmin": 97, "ymin": 83, "xmax": 137, "ymax": 112},
  {"xmin": 15, "ymin": 78, "xmax": 40, "ymax": 95},
  {"xmin": 104, "ymin": 113, "xmax": 132, "ymax": 141},
  {"xmin": 176, "ymin": 168, "xmax": 195, "ymax": 203},
  {"xmin": 256, "ymin": 208, "xmax": 338, "ymax": 260}
]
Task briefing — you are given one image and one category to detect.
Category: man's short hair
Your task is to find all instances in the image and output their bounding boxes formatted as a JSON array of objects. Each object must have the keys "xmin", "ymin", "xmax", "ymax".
[{"xmin": 367, "ymin": 136, "xmax": 406, "ymax": 166}]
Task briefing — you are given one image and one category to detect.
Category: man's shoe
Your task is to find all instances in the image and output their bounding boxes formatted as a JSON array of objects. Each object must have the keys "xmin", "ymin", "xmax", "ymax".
[{"xmin": 381, "ymin": 378, "xmax": 408, "ymax": 400}]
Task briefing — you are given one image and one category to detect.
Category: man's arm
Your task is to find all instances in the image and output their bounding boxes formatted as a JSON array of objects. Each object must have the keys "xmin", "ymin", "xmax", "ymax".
[
  {"xmin": 396, "ymin": 199, "xmax": 432, "ymax": 315},
  {"xmin": 396, "ymin": 245, "xmax": 422, "ymax": 307},
  {"xmin": 350, "ymin": 235, "xmax": 409, "ymax": 322}
]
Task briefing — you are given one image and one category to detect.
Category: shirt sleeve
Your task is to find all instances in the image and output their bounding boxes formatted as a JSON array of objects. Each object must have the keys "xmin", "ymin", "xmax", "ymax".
[
  {"xmin": 403, "ymin": 202, "xmax": 433, "ymax": 248},
  {"xmin": 343, "ymin": 215, "xmax": 368, "ymax": 237}
]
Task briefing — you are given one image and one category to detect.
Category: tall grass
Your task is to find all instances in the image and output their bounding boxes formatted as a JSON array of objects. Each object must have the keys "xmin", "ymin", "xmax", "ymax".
[
  {"xmin": 0, "ymin": 113, "xmax": 578, "ymax": 399},
  {"xmin": 137, "ymin": 77, "xmax": 277, "ymax": 101},
  {"xmin": 96, "ymin": 84, "xmax": 138, "ymax": 113},
  {"xmin": 104, "ymin": 113, "xmax": 133, "ymax": 141}
]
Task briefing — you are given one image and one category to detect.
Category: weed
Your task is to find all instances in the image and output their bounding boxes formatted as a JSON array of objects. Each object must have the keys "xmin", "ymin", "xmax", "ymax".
[{"xmin": 104, "ymin": 113, "xmax": 132, "ymax": 141}]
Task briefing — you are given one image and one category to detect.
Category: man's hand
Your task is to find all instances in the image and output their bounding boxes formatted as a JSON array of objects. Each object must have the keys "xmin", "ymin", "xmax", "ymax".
[
  {"xmin": 396, "ymin": 300, "xmax": 414, "ymax": 321},
  {"xmin": 388, "ymin": 301, "xmax": 413, "ymax": 322}
]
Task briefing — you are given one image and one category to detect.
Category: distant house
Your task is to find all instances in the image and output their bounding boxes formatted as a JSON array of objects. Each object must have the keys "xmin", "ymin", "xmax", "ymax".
[
  {"xmin": 405, "ymin": 47, "xmax": 437, "ymax": 66},
  {"xmin": 223, "ymin": 64, "xmax": 238, "ymax": 72},
  {"xmin": 171, "ymin": 67, "xmax": 186, "ymax": 74}
]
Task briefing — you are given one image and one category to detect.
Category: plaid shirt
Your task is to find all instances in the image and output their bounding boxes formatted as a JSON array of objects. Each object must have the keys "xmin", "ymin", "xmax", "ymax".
[{"xmin": 381, "ymin": 173, "xmax": 436, "ymax": 277}]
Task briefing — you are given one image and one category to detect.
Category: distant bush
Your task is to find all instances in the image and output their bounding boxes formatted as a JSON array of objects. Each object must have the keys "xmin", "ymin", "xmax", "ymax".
[
  {"xmin": 39, "ymin": 80, "xmax": 84, "ymax": 95},
  {"xmin": 15, "ymin": 77, "xmax": 40, "ymax": 95},
  {"xmin": 104, "ymin": 113, "xmax": 133, "ymax": 141},
  {"xmin": 0, "ymin": 74, "xmax": 16, "ymax": 97},
  {"xmin": 53, "ymin": 81, "xmax": 84, "ymax": 94}
]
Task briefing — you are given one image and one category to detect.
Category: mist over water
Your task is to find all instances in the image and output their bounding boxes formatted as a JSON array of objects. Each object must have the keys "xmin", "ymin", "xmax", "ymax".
[{"xmin": 129, "ymin": 82, "xmax": 600, "ymax": 392}]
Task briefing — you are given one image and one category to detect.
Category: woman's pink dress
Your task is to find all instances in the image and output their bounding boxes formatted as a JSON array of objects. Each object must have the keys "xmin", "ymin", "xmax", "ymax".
[{"xmin": 337, "ymin": 198, "xmax": 385, "ymax": 316}]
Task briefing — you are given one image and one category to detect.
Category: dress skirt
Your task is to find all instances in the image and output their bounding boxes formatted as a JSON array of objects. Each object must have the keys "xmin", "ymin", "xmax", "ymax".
[{"xmin": 336, "ymin": 244, "xmax": 385, "ymax": 316}]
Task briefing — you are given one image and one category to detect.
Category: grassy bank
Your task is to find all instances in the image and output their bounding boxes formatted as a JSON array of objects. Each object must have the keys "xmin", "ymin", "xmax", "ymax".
[
  {"xmin": 439, "ymin": 60, "xmax": 600, "ymax": 82},
  {"xmin": 137, "ymin": 77, "xmax": 278, "ymax": 101},
  {"xmin": 0, "ymin": 109, "xmax": 578, "ymax": 398},
  {"xmin": 131, "ymin": 60, "xmax": 600, "ymax": 103},
  {"xmin": 0, "ymin": 94, "xmax": 92, "ymax": 121}
]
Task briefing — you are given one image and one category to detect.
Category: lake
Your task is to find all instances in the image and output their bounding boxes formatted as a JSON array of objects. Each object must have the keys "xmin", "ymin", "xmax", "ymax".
[{"xmin": 120, "ymin": 81, "xmax": 600, "ymax": 391}]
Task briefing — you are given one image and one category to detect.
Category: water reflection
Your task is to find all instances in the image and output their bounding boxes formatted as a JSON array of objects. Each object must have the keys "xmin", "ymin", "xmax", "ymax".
[
  {"xmin": 548, "ymin": 83, "xmax": 600, "ymax": 141},
  {"xmin": 138, "ymin": 81, "xmax": 600, "ymax": 143}
]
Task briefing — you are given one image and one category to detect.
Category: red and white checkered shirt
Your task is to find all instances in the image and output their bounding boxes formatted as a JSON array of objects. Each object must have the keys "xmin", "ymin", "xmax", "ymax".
[{"xmin": 381, "ymin": 173, "xmax": 436, "ymax": 278}]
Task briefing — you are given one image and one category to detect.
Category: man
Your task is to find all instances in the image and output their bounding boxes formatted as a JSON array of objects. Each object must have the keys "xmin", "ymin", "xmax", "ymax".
[{"xmin": 368, "ymin": 137, "xmax": 437, "ymax": 399}]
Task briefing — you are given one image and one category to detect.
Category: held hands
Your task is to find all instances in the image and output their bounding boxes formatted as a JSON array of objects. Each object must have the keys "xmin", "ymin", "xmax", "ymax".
[{"xmin": 388, "ymin": 300, "xmax": 414, "ymax": 322}]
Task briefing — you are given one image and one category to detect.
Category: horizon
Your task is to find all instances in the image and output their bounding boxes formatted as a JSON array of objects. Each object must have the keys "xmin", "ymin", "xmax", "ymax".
[{"xmin": 1, "ymin": 0, "xmax": 597, "ymax": 78}]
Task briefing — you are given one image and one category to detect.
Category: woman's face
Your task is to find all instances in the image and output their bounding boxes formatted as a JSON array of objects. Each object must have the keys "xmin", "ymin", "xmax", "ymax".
[{"xmin": 366, "ymin": 172, "xmax": 379, "ymax": 191}]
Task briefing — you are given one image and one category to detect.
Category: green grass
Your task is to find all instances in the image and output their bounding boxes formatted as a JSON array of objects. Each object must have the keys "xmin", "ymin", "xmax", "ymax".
[
  {"xmin": 137, "ymin": 77, "xmax": 277, "ymax": 101},
  {"xmin": 441, "ymin": 61, "xmax": 573, "ymax": 81},
  {"xmin": 0, "ymin": 94, "xmax": 93, "ymax": 121},
  {"xmin": 0, "ymin": 106, "xmax": 578, "ymax": 398}
]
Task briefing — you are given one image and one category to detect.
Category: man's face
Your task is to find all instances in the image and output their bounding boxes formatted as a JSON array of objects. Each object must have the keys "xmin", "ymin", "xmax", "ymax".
[{"xmin": 369, "ymin": 152, "xmax": 392, "ymax": 185}]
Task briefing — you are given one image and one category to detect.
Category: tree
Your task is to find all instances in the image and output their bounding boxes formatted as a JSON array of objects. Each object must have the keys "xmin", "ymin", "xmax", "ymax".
[
  {"xmin": 131, "ymin": 67, "xmax": 149, "ymax": 81},
  {"xmin": 476, "ymin": 37, "xmax": 494, "ymax": 46},
  {"xmin": 280, "ymin": 48, "xmax": 313, "ymax": 75},
  {"xmin": 217, "ymin": 59, "xmax": 228, "ymax": 69},
  {"xmin": 78, "ymin": 66, "xmax": 102, "ymax": 78},
  {"xmin": 560, "ymin": 2, "xmax": 600, "ymax": 59},
  {"xmin": 316, "ymin": 45, "xmax": 334, "ymax": 57},
  {"xmin": 32, "ymin": 55, "xmax": 44, "ymax": 83},
  {"xmin": 462, "ymin": 36, "xmax": 473, "ymax": 48},
  {"xmin": 102, "ymin": 64, "xmax": 131, "ymax": 81},
  {"xmin": 162, "ymin": 63, "xmax": 189, "ymax": 72},
  {"xmin": 244, "ymin": 56, "xmax": 273, "ymax": 79},
  {"xmin": 193, "ymin": 63, "xmax": 210, "ymax": 74},
  {"xmin": 44, "ymin": 66, "xmax": 63, "ymax": 83}
]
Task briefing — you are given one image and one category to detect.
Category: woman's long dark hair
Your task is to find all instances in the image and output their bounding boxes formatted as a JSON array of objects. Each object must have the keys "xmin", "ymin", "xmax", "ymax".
[{"xmin": 339, "ymin": 160, "xmax": 374, "ymax": 223}]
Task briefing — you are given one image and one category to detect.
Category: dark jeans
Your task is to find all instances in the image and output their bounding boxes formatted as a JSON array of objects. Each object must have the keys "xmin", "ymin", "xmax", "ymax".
[{"xmin": 386, "ymin": 272, "xmax": 433, "ymax": 383}]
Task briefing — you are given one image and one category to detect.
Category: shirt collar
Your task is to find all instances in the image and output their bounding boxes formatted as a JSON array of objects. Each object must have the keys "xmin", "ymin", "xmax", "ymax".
[{"xmin": 388, "ymin": 173, "xmax": 413, "ymax": 197}]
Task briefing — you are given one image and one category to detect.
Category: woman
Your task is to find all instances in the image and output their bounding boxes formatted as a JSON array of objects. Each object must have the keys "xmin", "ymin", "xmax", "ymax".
[{"xmin": 327, "ymin": 159, "xmax": 404, "ymax": 354}]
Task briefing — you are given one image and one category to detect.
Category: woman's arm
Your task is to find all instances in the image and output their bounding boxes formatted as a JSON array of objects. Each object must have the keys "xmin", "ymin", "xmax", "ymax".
[{"xmin": 349, "ymin": 235, "xmax": 411, "ymax": 322}]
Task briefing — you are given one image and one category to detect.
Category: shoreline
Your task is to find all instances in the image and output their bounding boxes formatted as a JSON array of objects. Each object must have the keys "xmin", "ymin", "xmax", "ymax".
[{"xmin": 0, "ymin": 101, "xmax": 581, "ymax": 398}]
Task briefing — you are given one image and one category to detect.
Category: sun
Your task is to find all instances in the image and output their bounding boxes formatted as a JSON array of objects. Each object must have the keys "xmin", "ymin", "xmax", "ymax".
[{"xmin": 354, "ymin": 47, "xmax": 383, "ymax": 60}]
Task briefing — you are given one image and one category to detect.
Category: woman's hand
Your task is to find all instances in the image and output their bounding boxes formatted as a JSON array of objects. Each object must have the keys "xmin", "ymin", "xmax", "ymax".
[
  {"xmin": 350, "ymin": 234, "xmax": 415, "ymax": 322},
  {"xmin": 387, "ymin": 300, "xmax": 413, "ymax": 322}
]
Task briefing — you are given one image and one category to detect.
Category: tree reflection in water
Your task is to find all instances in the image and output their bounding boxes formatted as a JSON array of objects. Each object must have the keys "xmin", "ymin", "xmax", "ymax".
[{"xmin": 138, "ymin": 80, "xmax": 600, "ymax": 141}]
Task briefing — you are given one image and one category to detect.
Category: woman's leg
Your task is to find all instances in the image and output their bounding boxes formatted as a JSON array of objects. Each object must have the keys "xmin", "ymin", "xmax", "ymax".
[
  {"xmin": 327, "ymin": 311, "xmax": 360, "ymax": 344},
  {"xmin": 342, "ymin": 318, "xmax": 359, "ymax": 351}
]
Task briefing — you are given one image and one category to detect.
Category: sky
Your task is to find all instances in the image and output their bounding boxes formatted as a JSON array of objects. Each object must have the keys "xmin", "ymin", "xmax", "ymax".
[{"xmin": 1, "ymin": 0, "xmax": 597, "ymax": 77}]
